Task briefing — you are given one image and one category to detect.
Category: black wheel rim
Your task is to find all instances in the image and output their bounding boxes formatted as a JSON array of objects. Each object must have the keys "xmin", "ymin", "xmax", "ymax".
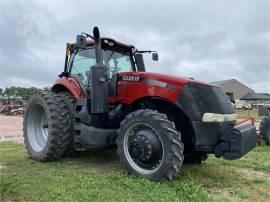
[{"xmin": 123, "ymin": 123, "xmax": 164, "ymax": 175}]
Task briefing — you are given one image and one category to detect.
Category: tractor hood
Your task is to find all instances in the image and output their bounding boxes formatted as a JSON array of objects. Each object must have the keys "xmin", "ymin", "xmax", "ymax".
[
  {"xmin": 117, "ymin": 71, "xmax": 228, "ymax": 107},
  {"xmin": 124, "ymin": 71, "xmax": 217, "ymax": 90}
]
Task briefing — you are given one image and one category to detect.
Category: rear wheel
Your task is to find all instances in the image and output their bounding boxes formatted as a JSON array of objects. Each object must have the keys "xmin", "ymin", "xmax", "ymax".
[
  {"xmin": 23, "ymin": 91, "xmax": 72, "ymax": 161},
  {"xmin": 116, "ymin": 109, "xmax": 184, "ymax": 181},
  {"xmin": 260, "ymin": 116, "xmax": 270, "ymax": 145},
  {"xmin": 56, "ymin": 91, "xmax": 77, "ymax": 156}
]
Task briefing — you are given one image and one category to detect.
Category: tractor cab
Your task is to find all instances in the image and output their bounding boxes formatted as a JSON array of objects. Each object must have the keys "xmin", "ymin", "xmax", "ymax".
[
  {"xmin": 68, "ymin": 38, "xmax": 135, "ymax": 86},
  {"xmin": 58, "ymin": 30, "xmax": 159, "ymax": 113},
  {"xmin": 62, "ymin": 36, "xmax": 158, "ymax": 86}
]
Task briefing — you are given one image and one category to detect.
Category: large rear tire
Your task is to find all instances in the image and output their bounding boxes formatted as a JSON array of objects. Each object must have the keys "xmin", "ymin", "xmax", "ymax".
[
  {"xmin": 56, "ymin": 91, "xmax": 77, "ymax": 156},
  {"xmin": 116, "ymin": 109, "xmax": 184, "ymax": 181},
  {"xmin": 23, "ymin": 91, "xmax": 72, "ymax": 161},
  {"xmin": 260, "ymin": 116, "xmax": 270, "ymax": 145}
]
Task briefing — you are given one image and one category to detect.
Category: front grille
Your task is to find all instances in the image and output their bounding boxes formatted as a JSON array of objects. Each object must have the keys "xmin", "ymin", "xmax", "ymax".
[
  {"xmin": 175, "ymin": 82, "xmax": 235, "ymax": 149},
  {"xmin": 176, "ymin": 83, "xmax": 235, "ymax": 121}
]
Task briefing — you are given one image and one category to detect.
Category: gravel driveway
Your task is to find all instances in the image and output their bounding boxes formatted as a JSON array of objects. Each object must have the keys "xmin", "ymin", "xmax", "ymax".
[{"xmin": 0, "ymin": 115, "xmax": 23, "ymax": 143}]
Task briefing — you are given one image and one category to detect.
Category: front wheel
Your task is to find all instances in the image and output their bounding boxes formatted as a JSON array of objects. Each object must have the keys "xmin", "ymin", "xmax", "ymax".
[{"xmin": 116, "ymin": 109, "xmax": 184, "ymax": 181}]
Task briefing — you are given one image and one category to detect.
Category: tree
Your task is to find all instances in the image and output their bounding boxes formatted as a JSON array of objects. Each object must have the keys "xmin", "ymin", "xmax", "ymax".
[
  {"xmin": 3, "ymin": 87, "xmax": 12, "ymax": 102},
  {"xmin": 3, "ymin": 86, "xmax": 41, "ymax": 102}
]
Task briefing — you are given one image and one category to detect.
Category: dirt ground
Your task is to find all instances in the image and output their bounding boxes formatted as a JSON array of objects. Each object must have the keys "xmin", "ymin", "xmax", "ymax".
[
  {"xmin": 0, "ymin": 115, "xmax": 261, "ymax": 144},
  {"xmin": 0, "ymin": 115, "xmax": 23, "ymax": 143}
]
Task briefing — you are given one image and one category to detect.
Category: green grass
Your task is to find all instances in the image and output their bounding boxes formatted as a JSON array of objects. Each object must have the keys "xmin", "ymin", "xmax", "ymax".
[
  {"xmin": 236, "ymin": 109, "xmax": 264, "ymax": 120},
  {"xmin": 0, "ymin": 142, "xmax": 270, "ymax": 202}
]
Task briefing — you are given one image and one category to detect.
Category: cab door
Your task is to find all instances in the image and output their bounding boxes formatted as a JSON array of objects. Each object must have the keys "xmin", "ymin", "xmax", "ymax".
[
  {"xmin": 69, "ymin": 47, "xmax": 96, "ymax": 88},
  {"xmin": 102, "ymin": 49, "xmax": 134, "ymax": 103}
]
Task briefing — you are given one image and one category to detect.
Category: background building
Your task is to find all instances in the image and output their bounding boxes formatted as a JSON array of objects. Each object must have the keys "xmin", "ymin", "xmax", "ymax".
[
  {"xmin": 212, "ymin": 79, "xmax": 270, "ymax": 109},
  {"xmin": 240, "ymin": 92, "xmax": 270, "ymax": 107},
  {"xmin": 211, "ymin": 79, "xmax": 255, "ymax": 99}
]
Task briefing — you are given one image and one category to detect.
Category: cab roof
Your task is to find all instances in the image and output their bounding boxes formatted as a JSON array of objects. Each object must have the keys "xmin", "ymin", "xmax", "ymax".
[{"xmin": 86, "ymin": 37, "xmax": 134, "ymax": 50}]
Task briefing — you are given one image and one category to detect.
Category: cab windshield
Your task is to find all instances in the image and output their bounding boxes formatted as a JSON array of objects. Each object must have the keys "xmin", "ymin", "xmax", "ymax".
[{"xmin": 69, "ymin": 47, "xmax": 133, "ymax": 86}]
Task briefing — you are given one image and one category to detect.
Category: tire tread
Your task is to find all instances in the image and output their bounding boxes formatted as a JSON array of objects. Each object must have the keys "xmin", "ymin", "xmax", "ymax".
[
  {"xmin": 116, "ymin": 109, "xmax": 184, "ymax": 181},
  {"xmin": 23, "ymin": 91, "xmax": 72, "ymax": 161}
]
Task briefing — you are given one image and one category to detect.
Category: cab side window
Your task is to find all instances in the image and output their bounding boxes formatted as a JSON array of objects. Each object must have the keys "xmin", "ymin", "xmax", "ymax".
[
  {"xmin": 103, "ymin": 49, "xmax": 133, "ymax": 79},
  {"xmin": 70, "ymin": 48, "xmax": 96, "ymax": 86}
]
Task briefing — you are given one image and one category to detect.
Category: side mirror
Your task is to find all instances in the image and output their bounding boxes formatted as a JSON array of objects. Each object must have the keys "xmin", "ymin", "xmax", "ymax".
[
  {"xmin": 152, "ymin": 52, "xmax": 159, "ymax": 61},
  {"xmin": 75, "ymin": 34, "xmax": 87, "ymax": 49}
]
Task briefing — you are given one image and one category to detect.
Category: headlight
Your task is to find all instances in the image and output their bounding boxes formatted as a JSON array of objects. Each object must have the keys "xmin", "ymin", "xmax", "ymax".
[{"xmin": 202, "ymin": 113, "xmax": 237, "ymax": 122}]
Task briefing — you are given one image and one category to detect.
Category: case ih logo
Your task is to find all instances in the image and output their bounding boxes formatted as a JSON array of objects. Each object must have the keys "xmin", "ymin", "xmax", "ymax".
[
  {"xmin": 122, "ymin": 76, "xmax": 140, "ymax": 81},
  {"xmin": 120, "ymin": 76, "xmax": 177, "ymax": 90}
]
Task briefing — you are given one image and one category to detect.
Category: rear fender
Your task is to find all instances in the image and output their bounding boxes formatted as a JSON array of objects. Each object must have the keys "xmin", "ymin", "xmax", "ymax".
[{"xmin": 52, "ymin": 77, "xmax": 85, "ymax": 98}]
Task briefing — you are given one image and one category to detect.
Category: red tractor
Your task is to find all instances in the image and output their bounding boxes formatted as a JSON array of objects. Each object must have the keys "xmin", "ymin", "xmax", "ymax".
[{"xmin": 23, "ymin": 27, "xmax": 257, "ymax": 181}]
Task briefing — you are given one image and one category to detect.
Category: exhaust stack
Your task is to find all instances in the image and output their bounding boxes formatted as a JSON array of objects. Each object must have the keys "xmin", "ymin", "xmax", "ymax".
[
  {"xmin": 89, "ymin": 27, "xmax": 109, "ymax": 114},
  {"xmin": 93, "ymin": 27, "xmax": 103, "ymax": 65}
]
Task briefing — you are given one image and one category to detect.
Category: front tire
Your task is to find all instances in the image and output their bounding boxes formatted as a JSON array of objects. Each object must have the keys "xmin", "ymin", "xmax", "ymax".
[
  {"xmin": 116, "ymin": 109, "xmax": 184, "ymax": 181},
  {"xmin": 23, "ymin": 91, "xmax": 72, "ymax": 161}
]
